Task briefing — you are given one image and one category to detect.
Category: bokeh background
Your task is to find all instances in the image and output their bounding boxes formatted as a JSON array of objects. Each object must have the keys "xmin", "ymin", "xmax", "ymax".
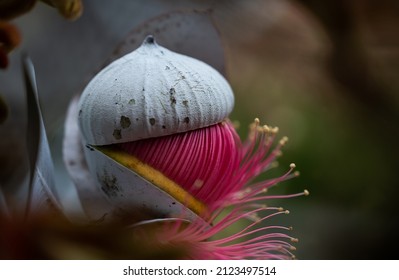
[{"xmin": 1, "ymin": 0, "xmax": 398, "ymax": 259}]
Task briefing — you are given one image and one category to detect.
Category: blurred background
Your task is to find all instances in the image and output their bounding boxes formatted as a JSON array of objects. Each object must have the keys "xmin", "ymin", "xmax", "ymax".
[{"xmin": 1, "ymin": 0, "xmax": 398, "ymax": 259}]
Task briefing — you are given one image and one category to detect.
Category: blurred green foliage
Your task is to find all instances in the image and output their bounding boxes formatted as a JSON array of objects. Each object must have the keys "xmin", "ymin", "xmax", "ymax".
[{"xmin": 228, "ymin": 0, "xmax": 399, "ymax": 259}]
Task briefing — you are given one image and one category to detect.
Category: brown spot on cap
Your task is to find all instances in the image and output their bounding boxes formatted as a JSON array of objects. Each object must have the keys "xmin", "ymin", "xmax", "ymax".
[
  {"xmin": 120, "ymin": 116, "xmax": 131, "ymax": 129},
  {"xmin": 113, "ymin": 129, "xmax": 122, "ymax": 140},
  {"xmin": 99, "ymin": 172, "xmax": 120, "ymax": 198},
  {"xmin": 149, "ymin": 118, "xmax": 156, "ymax": 126}
]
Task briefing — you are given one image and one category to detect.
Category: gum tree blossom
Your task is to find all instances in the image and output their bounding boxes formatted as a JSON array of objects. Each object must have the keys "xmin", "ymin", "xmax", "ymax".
[{"xmin": 63, "ymin": 35, "xmax": 308, "ymax": 260}]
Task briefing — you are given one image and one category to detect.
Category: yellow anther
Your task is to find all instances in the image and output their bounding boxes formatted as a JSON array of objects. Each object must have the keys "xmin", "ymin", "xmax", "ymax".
[
  {"xmin": 279, "ymin": 136, "xmax": 288, "ymax": 145},
  {"xmin": 262, "ymin": 124, "xmax": 270, "ymax": 133}
]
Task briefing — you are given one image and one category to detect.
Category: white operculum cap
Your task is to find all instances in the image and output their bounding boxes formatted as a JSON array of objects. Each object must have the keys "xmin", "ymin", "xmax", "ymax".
[{"xmin": 78, "ymin": 35, "xmax": 234, "ymax": 146}]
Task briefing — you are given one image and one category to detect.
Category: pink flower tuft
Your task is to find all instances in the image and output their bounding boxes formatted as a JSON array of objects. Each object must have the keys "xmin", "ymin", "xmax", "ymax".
[
  {"xmin": 120, "ymin": 119, "xmax": 308, "ymax": 259},
  {"xmin": 118, "ymin": 121, "xmax": 242, "ymax": 206}
]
